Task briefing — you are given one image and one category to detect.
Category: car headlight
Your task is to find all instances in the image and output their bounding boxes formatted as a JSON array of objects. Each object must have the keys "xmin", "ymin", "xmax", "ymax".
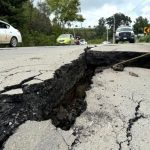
[{"xmin": 115, "ymin": 32, "xmax": 119, "ymax": 36}]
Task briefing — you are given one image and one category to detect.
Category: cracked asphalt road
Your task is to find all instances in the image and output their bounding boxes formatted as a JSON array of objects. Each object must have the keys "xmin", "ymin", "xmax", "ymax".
[
  {"xmin": 4, "ymin": 67, "xmax": 150, "ymax": 150},
  {"xmin": 0, "ymin": 46, "xmax": 86, "ymax": 94},
  {"xmin": 72, "ymin": 67, "xmax": 150, "ymax": 150},
  {"xmin": 1, "ymin": 44, "xmax": 150, "ymax": 150}
]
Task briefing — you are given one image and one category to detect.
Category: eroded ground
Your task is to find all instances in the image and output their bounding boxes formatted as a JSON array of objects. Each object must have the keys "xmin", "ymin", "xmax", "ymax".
[
  {"xmin": 1, "ymin": 44, "xmax": 150, "ymax": 149},
  {"xmin": 4, "ymin": 67, "xmax": 150, "ymax": 150}
]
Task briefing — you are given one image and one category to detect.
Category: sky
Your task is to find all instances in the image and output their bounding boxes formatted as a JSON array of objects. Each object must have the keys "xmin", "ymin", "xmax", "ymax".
[
  {"xmin": 35, "ymin": 0, "xmax": 150, "ymax": 28},
  {"xmin": 79, "ymin": 0, "xmax": 150, "ymax": 27}
]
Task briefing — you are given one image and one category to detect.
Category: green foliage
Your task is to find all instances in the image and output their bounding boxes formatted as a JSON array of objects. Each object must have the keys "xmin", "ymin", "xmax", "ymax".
[
  {"xmin": 139, "ymin": 35, "xmax": 150, "ymax": 42},
  {"xmin": 106, "ymin": 13, "xmax": 132, "ymax": 30},
  {"xmin": 23, "ymin": 1, "xmax": 52, "ymax": 33},
  {"xmin": 31, "ymin": 11, "xmax": 52, "ymax": 35},
  {"xmin": 0, "ymin": 0, "xmax": 27, "ymax": 28},
  {"xmin": 22, "ymin": 31, "xmax": 57, "ymax": 46},
  {"xmin": 95, "ymin": 17, "xmax": 106, "ymax": 38},
  {"xmin": 87, "ymin": 38, "xmax": 103, "ymax": 44},
  {"xmin": 20, "ymin": 1, "xmax": 54, "ymax": 46},
  {"xmin": 46, "ymin": 0, "xmax": 84, "ymax": 25},
  {"xmin": 37, "ymin": 2, "xmax": 51, "ymax": 17},
  {"xmin": 133, "ymin": 16, "xmax": 149, "ymax": 34},
  {"xmin": 76, "ymin": 28, "xmax": 96, "ymax": 40}
]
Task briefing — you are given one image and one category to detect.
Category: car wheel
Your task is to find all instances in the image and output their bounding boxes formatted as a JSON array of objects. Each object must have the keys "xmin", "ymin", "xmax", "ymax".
[
  {"xmin": 10, "ymin": 37, "xmax": 18, "ymax": 47},
  {"xmin": 115, "ymin": 40, "xmax": 118, "ymax": 44}
]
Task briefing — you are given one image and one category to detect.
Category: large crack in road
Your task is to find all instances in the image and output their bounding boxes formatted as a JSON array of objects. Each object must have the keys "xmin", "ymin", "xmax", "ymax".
[
  {"xmin": 0, "ymin": 73, "xmax": 43, "ymax": 94},
  {"xmin": 126, "ymin": 101, "xmax": 145, "ymax": 147},
  {"xmin": 117, "ymin": 101, "xmax": 146, "ymax": 150},
  {"xmin": 0, "ymin": 49, "xmax": 150, "ymax": 149}
]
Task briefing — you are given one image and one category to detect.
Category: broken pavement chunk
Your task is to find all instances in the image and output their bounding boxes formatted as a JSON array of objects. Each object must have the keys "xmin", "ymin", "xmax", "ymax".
[{"xmin": 129, "ymin": 72, "xmax": 139, "ymax": 77}]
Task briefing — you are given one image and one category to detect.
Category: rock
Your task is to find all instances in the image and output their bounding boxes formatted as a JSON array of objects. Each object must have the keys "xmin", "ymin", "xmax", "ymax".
[
  {"xmin": 112, "ymin": 64, "xmax": 124, "ymax": 71},
  {"xmin": 129, "ymin": 72, "xmax": 139, "ymax": 77}
]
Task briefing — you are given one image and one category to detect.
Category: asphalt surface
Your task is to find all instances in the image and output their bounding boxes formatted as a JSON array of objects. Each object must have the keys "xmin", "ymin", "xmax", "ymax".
[
  {"xmin": 1, "ymin": 44, "xmax": 150, "ymax": 150},
  {"xmin": 91, "ymin": 43, "xmax": 150, "ymax": 52},
  {"xmin": 72, "ymin": 67, "xmax": 150, "ymax": 150},
  {"xmin": 1, "ymin": 43, "xmax": 149, "ymax": 95},
  {"xmin": 0, "ymin": 45, "xmax": 86, "ymax": 94}
]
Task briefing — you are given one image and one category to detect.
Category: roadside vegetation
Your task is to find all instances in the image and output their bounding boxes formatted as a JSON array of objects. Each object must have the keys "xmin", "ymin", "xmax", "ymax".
[
  {"xmin": 139, "ymin": 35, "xmax": 150, "ymax": 43},
  {"xmin": 0, "ymin": 0, "xmax": 149, "ymax": 46}
]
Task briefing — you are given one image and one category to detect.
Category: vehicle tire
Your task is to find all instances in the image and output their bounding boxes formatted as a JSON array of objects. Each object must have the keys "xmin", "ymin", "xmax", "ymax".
[
  {"xmin": 129, "ymin": 40, "xmax": 135, "ymax": 43},
  {"xmin": 10, "ymin": 37, "xmax": 18, "ymax": 47},
  {"xmin": 115, "ymin": 40, "xmax": 118, "ymax": 44}
]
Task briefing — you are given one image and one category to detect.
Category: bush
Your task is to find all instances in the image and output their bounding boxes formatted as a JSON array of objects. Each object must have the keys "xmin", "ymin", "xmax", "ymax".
[
  {"xmin": 139, "ymin": 35, "xmax": 150, "ymax": 43},
  {"xmin": 21, "ymin": 31, "xmax": 57, "ymax": 46},
  {"xmin": 87, "ymin": 38, "xmax": 104, "ymax": 44}
]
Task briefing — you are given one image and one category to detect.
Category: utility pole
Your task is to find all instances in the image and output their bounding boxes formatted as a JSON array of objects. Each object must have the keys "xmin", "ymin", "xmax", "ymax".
[
  {"xmin": 72, "ymin": 24, "xmax": 76, "ymax": 38},
  {"xmin": 106, "ymin": 26, "xmax": 109, "ymax": 42},
  {"xmin": 113, "ymin": 15, "xmax": 115, "ymax": 44}
]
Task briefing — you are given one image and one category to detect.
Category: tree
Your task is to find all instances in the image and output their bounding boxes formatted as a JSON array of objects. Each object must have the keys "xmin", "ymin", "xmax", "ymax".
[
  {"xmin": 133, "ymin": 16, "xmax": 149, "ymax": 34},
  {"xmin": 106, "ymin": 13, "xmax": 132, "ymax": 30},
  {"xmin": 46, "ymin": 0, "xmax": 84, "ymax": 26},
  {"xmin": 37, "ymin": 1, "xmax": 51, "ymax": 17},
  {"xmin": 95, "ymin": 17, "xmax": 106, "ymax": 38},
  {"xmin": 0, "ymin": 0, "xmax": 27, "ymax": 28},
  {"xmin": 23, "ymin": 1, "xmax": 52, "ymax": 34}
]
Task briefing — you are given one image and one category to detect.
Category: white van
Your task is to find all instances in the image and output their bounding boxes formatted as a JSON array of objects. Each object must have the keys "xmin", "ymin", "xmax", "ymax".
[{"xmin": 0, "ymin": 20, "xmax": 22, "ymax": 47}]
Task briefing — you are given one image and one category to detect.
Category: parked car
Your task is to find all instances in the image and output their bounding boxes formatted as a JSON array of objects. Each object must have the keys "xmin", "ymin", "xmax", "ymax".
[
  {"xmin": 79, "ymin": 39, "xmax": 87, "ymax": 45},
  {"xmin": 115, "ymin": 26, "xmax": 135, "ymax": 43},
  {"xmin": 0, "ymin": 20, "xmax": 22, "ymax": 47},
  {"xmin": 56, "ymin": 34, "xmax": 75, "ymax": 45}
]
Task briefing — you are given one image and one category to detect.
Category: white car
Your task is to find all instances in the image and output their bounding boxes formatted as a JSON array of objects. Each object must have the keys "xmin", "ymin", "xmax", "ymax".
[
  {"xmin": 0, "ymin": 20, "xmax": 22, "ymax": 47},
  {"xmin": 79, "ymin": 39, "xmax": 87, "ymax": 45}
]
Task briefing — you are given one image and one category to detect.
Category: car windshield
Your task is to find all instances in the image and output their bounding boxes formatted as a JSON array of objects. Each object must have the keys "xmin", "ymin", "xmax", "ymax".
[
  {"xmin": 59, "ymin": 34, "xmax": 70, "ymax": 38},
  {"xmin": 117, "ymin": 27, "xmax": 133, "ymax": 32}
]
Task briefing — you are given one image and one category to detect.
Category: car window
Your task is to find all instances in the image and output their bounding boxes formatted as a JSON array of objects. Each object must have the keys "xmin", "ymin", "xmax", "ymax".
[
  {"xmin": 6, "ymin": 25, "xmax": 10, "ymax": 29},
  {"xmin": 0, "ymin": 22, "xmax": 8, "ymax": 29},
  {"xmin": 117, "ymin": 27, "xmax": 132, "ymax": 32},
  {"xmin": 80, "ymin": 39, "xmax": 85, "ymax": 42},
  {"xmin": 59, "ymin": 34, "xmax": 70, "ymax": 38}
]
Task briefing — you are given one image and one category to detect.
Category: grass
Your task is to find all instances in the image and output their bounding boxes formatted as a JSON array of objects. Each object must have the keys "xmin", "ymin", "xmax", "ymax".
[
  {"xmin": 87, "ymin": 38, "xmax": 104, "ymax": 44},
  {"xmin": 139, "ymin": 35, "xmax": 150, "ymax": 43}
]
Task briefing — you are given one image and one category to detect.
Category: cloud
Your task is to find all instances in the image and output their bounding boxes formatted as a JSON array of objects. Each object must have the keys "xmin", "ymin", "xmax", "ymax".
[
  {"xmin": 80, "ymin": 0, "xmax": 126, "ymax": 10},
  {"xmin": 79, "ymin": 4, "xmax": 119, "ymax": 27},
  {"xmin": 79, "ymin": 0, "xmax": 150, "ymax": 27},
  {"xmin": 141, "ymin": 5, "xmax": 150, "ymax": 20}
]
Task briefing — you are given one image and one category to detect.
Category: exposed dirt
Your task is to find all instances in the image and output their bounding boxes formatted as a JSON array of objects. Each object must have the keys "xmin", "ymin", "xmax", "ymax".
[{"xmin": 0, "ymin": 49, "xmax": 150, "ymax": 149}]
